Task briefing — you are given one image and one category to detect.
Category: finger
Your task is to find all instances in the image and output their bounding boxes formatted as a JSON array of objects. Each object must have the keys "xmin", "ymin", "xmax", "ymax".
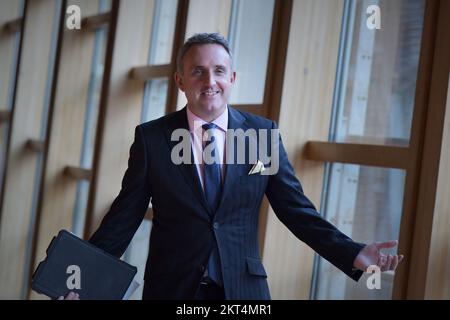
[
  {"xmin": 398, "ymin": 255, "xmax": 404, "ymax": 263},
  {"xmin": 378, "ymin": 254, "xmax": 387, "ymax": 269},
  {"xmin": 380, "ymin": 255, "xmax": 389, "ymax": 271},
  {"xmin": 385, "ymin": 254, "xmax": 393, "ymax": 271},
  {"xmin": 67, "ymin": 292, "xmax": 76, "ymax": 300},
  {"xmin": 391, "ymin": 255, "xmax": 399, "ymax": 270},
  {"xmin": 57, "ymin": 296, "xmax": 64, "ymax": 300},
  {"xmin": 375, "ymin": 240, "xmax": 398, "ymax": 249}
]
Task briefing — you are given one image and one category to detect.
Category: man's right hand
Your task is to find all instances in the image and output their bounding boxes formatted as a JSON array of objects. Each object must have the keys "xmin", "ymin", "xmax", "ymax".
[{"xmin": 57, "ymin": 292, "xmax": 79, "ymax": 300}]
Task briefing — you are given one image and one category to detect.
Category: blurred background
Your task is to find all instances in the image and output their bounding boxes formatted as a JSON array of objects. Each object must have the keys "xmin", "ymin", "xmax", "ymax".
[{"xmin": 0, "ymin": 0, "xmax": 449, "ymax": 300}]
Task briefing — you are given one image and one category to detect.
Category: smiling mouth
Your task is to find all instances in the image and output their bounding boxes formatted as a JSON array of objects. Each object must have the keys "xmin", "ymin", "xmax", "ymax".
[{"xmin": 201, "ymin": 90, "xmax": 220, "ymax": 96}]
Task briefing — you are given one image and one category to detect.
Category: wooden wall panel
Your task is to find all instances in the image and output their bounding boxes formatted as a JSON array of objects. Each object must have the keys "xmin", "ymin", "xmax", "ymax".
[
  {"xmin": 87, "ymin": 0, "xmax": 155, "ymax": 235},
  {"xmin": 184, "ymin": 0, "xmax": 231, "ymax": 38},
  {"xmin": 404, "ymin": 0, "xmax": 450, "ymax": 299},
  {"xmin": 30, "ymin": 0, "xmax": 100, "ymax": 299},
  {"xmin": 408, "ymin": 0, "xmax": 450, "ymax": 299},
  {"xmin": 0, "ymin": 0, "xmax": 21, "ymax": 108},
  {"xmin": 0, "ymin": 0, "xmax": 22, "ymax": 202},
  {"xmin": 262, "ymin": 0, "xmax": 344, "ymax": 299},
  {"xmin": 426, "ymin": 74, "xmax": 450, "ymax": 299},
  {"xmin": 0, "ymin": 0, "xmax": 59, "ymax": 299}
]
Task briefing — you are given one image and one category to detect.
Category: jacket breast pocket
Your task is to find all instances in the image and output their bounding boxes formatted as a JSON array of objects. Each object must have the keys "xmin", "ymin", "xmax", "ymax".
[{"xmin": 239, "ymin": 174, "xmax": 267, "ymax": 203}]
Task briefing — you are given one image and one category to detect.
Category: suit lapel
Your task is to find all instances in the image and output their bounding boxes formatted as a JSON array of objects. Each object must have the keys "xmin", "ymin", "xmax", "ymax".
[
  {"xmin": 217, "ymin": 106, "xmax": 251, "ymax": 209},
  {"xmin": 164, "ymin": 107, "xmax": 211, "ymax": 217}
]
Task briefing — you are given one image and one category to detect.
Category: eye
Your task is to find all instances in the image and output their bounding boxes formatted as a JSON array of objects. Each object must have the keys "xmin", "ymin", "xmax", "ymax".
[
  {"xmin": 192, "ymin": 69, "xmax": 204, "ymax": 75},
  {"xmin": 216, "ymin": 68, "xmax": 226, "ymax": 74}
]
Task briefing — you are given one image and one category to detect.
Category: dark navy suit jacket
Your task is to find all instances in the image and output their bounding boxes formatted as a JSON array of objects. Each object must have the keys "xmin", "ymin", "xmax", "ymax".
[{"xmin": 89, "ymin": 106, "xmax": 364, "ymax": 299}]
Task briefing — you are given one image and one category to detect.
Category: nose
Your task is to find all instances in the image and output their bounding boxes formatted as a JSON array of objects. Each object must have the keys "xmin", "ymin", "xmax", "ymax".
[{"xmin": 204, "ymin": 72, "xmax": 216, "ymax": 86}]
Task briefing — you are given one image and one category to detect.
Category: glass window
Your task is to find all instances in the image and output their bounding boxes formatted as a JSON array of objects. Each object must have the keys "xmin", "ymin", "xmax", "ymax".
[
  {"xmin": 72, "ymin": 1, "xmax": 110, "ymax": 237},
  {"xmin": 228, "ymin": 0, "xmax": 275, "ymax": 104},
  {"xmin": 313, "ymin": 164, "xmax": 405, "ymax": 299},
  {"xmin": 312, "ymin": 0, "xmax": 426, "ymax": 300},
  {"xmin": 141, "ymin": 0, "xmax": 178, "ymax": 121},
  {"xmin": 330, "ymin": 0, "xmax": 425, "ymax": 146},
  {"xmin": 123, "ymin": 219, "xmax": 152, "ymax": 299},
  {"xmin": 148, "ymin": 0, "xmax": 178, "ymax": 65},
  {"xmin": 141, "ymin": 78, "xmax": 168, "ymax": 122}
]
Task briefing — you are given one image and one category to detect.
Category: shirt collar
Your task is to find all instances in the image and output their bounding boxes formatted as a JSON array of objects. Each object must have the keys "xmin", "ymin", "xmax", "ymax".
[{"xmin": 186, "ymin": 105, "xmax": 228, "ymax": 133}]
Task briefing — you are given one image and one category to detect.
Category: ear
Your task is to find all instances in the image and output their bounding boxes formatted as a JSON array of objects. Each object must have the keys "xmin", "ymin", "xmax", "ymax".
[
  {"xmin": 174, "ymin": 72, "xmax": 185, "ymax": 92},
  {"xmin": 230, "ymin": 71, "xmax": 236, "ymax": 84}
]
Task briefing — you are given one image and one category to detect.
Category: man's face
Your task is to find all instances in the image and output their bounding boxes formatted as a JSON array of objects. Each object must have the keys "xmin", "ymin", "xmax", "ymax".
[{"xmin": 175, "ymin": 44, "xmax": 236, "ymax": 120}]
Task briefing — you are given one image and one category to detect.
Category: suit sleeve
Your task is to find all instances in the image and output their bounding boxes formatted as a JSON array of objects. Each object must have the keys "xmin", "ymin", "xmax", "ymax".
[
  {"xmin": 265, "ymin": 121, "xmax": 365, "ymax": 281},
  {"xmin": 89, "ymin": 125, "xmax": 151, "ymax": 257}
]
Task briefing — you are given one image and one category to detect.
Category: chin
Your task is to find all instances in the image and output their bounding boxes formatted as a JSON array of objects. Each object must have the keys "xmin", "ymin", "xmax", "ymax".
[{"xmin": 201, "ymin": 104, "xmax": 223, "ymax": 113}]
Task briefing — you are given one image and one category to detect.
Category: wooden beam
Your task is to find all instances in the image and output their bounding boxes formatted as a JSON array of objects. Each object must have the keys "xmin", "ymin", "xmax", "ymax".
[
  {"xmin": 63, "ymin": 166, "xmax": 92, "ymax": 181},
  {"xmin": 81, "ymin": 12, "xmax": 110, "ymax": 30},
  {"xmin": 25, "ymin": 139, "xmax": 45, "ymax": 153},
  {"xmin": 129, "ymin": 64, "xmax": 171, "ymax": 81},
  {"xmin": 407, "ymin": 0, "xmax": 450, "ymax": 299},
  {"xmin": 304, "ymin": 141, "xmax": 410, "ymax": 169},
  {"xmin": 392, "ymin": 0, "xmax": 441, "ymax": 300},
  {"xmin": 2, "ymin": 17, "xmax": 22, "ymax": 33},
  {"xmin": 264, "ymin": 0, "xmax": 293, "ymax": 123},
  {"xmin": 0, "ymin": 110, "xmax": 11, "ymax": 122},
  {"xmin": 165, "ymin": 0, "xmax": 189, "ymax": 114}
]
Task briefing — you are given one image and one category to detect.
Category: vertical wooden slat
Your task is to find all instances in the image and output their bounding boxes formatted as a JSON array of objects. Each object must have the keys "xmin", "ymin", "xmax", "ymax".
[
  {"xmin": 406, "ymin": 0, "xmax": 450, "ymax": 299},
  {"xmin": 391, "ymin": 0, "xmax": 440, "ymax": 299},
  {"xmin": 165, "ymin": 0, "xmax": 189, "ymax": 114},
  {"xmin": 0, "ymin": 0, "xmax": 23, "ymax": 206},
  {"xmin": 0, "ymin": 1, "xmax": 22, "ymax": 106},
  {"xmin": 425, "ymin": 74, "xmax": 450, "ymax": 299},
  {"xmin": 0, "ymin": 0, "xmax": 60, "ymax": 299},
  {"xmin": 262, "ymin": 0, "xmax": 344, "ymax": 299}
]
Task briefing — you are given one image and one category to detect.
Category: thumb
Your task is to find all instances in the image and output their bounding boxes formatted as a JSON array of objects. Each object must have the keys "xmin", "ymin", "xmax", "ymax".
[{"xmin": 375, "ymin": 240, "xmax": 398, "ymax": 249}]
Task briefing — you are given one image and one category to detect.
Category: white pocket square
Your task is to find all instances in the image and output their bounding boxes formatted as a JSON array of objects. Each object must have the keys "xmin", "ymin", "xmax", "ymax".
[{"xmin": 248, "ymin": 160, "xmax": 266, "ymax": 175}]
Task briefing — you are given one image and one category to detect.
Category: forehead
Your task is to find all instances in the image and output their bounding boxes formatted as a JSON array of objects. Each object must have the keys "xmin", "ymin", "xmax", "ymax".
[{"xmin": 183, "ymin": 44, "xmax": 232, "ymax": 69}]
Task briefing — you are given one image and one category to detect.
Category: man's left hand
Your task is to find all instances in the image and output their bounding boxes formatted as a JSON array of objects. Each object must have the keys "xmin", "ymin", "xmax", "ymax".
[{"xmin": 353, "ymin": 240, "xmax": 404, "ymax": 272}]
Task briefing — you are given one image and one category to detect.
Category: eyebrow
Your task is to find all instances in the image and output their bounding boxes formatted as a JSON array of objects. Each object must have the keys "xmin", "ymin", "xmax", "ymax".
[{"xmin": 191, "ymin": 65, "xmax": 228, "ymax": 71}]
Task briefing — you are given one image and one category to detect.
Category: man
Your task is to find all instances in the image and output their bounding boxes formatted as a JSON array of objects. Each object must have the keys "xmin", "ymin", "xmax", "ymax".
[{"xmin": 86, "ymin": 33, "xmax": 403, "ymax": 300}]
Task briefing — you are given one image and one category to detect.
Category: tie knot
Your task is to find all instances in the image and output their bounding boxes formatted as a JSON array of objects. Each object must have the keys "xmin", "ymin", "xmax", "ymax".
[{"xmin": 202, "ymin": 123, "xmax": 218, "ymax": 131}]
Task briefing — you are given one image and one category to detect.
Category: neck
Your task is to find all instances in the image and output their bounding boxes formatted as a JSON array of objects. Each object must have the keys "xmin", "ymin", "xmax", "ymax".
[{"xmin": 188, "ymin": 105, "xmax": 227, "ymax": 122}]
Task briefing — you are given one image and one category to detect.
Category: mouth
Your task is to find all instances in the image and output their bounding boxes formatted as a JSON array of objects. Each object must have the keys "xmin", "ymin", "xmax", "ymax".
[{"xmin": 200, "ymin": 90, "xmax": 220, "ymax": 97}]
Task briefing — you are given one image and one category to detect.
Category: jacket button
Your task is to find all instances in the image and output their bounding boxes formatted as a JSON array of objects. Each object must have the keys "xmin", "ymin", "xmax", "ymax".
[{"xmin": 213, "ymin": 222, "xmax": 219, "ymax": 229}]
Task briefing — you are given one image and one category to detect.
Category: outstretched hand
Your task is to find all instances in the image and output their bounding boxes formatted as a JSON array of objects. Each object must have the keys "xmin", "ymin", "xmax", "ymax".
[{"xmin": 353, "ymin": 240, "xmax": 404, "ymax": 272}]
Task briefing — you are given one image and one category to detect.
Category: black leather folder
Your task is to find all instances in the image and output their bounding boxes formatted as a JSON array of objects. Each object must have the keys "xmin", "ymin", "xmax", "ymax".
[{"xmin": 31, "ymin": 229, "xmax": 137, "ymax": 300}]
